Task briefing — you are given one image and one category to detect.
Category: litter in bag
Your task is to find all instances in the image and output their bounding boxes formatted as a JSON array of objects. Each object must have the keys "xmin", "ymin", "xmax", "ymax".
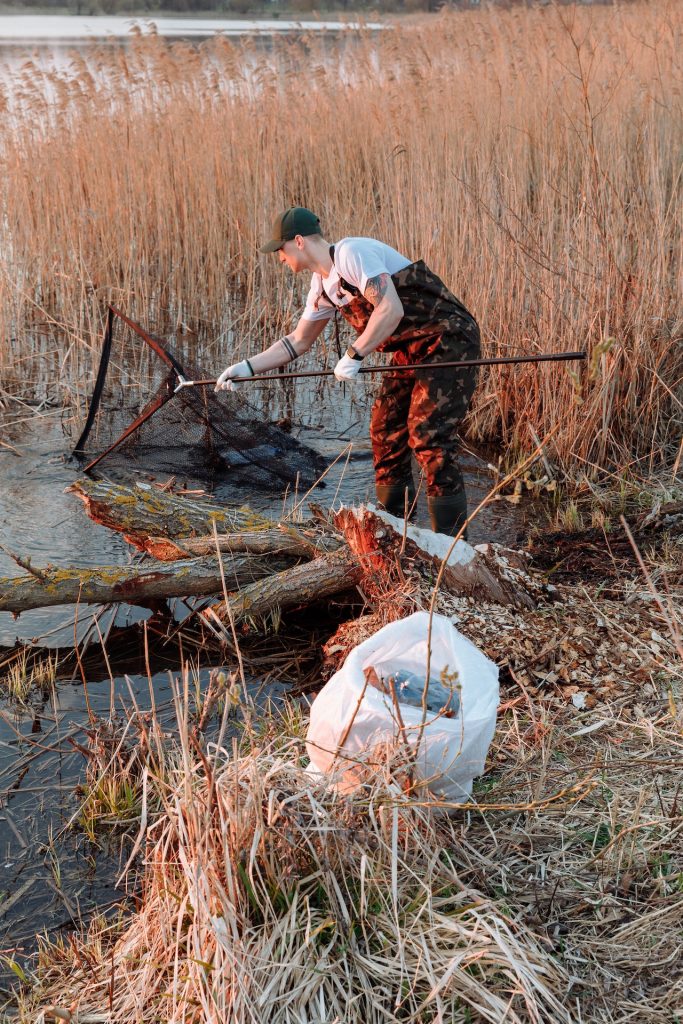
[
  {"xmin": 306, "ymin": 611, "xmax": 499, "ymax": 801},
  {"xmin": 363, "ymin": 666, "xmax": 461, "ymax": 718}
]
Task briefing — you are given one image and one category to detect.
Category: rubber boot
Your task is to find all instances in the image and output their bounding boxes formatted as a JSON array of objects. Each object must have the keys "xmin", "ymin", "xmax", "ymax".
[
  {"xmin": 375, "ymin": 482, "xmax": 416, "ymax": 520},
  {"xmin": 427, "ymin": 493, "xmax": 469, "ymax": 539}
]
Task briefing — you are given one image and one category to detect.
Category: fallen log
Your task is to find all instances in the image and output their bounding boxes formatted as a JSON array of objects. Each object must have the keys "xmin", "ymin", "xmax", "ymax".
[
  {"xmin": 209, "ymin": 551, "xmax": 363, "ymax": 628},
  {"xmin": 141, "ymin": 526, "xmax": 342, "ymax": 562},
  {"xmin": 57, "ymin": 483, "xmax": 535, "ymax": 637},
  {"xmin": 66, "ymin": 479, "xmax": 273, "ymax": 552},
  {"xmin": 0, "ymin": 554, "xmax": 292, "ymax": 614}
]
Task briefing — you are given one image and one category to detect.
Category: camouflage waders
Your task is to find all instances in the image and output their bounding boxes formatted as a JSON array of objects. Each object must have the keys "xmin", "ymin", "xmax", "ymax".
[{"xmin": 330, "ymin": 256, "xmax": 480, "ymax": 532}]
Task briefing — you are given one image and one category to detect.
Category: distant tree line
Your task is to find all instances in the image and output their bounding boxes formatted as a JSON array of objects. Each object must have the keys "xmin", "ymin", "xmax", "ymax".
[
  {"xmin": 8, "ymin": 0, "xmax": 615, "ymax": 14},
  {"xmin": 9, "ymin": 0, "xmax": 472, "ymax": 15}
]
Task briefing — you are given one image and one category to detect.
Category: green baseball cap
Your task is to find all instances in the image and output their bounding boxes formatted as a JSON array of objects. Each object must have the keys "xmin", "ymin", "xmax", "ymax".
[{"xmin": 260, "ymin": 206, "xmax": 322, "ymax": 253}]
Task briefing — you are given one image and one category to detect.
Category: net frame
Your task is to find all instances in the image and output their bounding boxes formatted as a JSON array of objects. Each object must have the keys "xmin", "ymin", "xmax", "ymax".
[{"xmin": 72, "ymin": 305, "xmax": 327, "ymax": 490}]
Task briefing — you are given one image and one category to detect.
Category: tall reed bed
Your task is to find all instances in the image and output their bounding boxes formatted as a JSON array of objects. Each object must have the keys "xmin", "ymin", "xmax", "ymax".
[{"xmin": 0, "ymin": 2, "xmax": 681, "ymax": 476}]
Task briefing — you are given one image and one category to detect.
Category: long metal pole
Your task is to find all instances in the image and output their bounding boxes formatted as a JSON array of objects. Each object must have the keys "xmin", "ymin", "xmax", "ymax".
[{"xmin": 175, "ymin": 350, "xmax": 586, "ymax": 391}]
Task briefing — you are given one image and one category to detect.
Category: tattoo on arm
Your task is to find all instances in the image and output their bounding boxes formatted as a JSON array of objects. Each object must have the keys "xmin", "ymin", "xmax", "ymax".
[{"xmin": 364, "ymin": 273, "xmax": 390, "ymax": 307}]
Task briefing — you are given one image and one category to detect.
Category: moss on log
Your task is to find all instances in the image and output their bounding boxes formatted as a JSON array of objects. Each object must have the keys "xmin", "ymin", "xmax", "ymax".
[
  {"xmin": 66, "ymin": 479, "xmax": 273, "ymax": 552},
  {"xmin": 0, "ymin": 554, "xmax": 292, "ymax": 613}
]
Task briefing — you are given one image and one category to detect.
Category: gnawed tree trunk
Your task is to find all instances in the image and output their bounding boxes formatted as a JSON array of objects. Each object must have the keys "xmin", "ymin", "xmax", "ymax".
[
  {"xmin": 315, "ymin": 509, "xmax": 540, "ymax": 675},
  {"xmin": 3, "ymin": 484, "xmax": 535, "ymax": 626},
  {"xmin": 209, "ymin": 551, "xmax": 362, "ymax": 628},
  {"xmin": 66, "ymin": 479, "xmax": 273, "ymax": 552},
  {"xmin": 334, "ymin": 505, "xmax": 537, "ymax": 609},
  {"xmin": 67, "ymin": 479, "xmax": 340, "ymax": 563},
  {"xmin": 0, "ymin": 554, "xmax": 292, "ymax": 613}
]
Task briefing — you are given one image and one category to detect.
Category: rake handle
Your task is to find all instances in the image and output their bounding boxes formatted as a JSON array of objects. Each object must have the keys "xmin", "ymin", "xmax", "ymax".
[{"xmin": 182, "ymin": 351, "xmax": 586, "ymax": 388}]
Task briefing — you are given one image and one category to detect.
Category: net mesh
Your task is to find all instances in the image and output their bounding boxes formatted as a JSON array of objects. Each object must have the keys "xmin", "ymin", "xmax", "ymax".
[{"xmin": 72, "ymin": 307, "xmax": 327, "ymax": 491}]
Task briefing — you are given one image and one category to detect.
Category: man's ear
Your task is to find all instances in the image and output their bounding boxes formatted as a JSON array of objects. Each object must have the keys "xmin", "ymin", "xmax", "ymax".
[{"xmin": 294, "ymin": 234, "xmax": 306, "ymax": 250}]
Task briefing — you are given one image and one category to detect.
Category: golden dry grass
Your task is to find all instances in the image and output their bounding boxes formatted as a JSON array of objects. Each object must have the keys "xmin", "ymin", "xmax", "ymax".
[
  {"xmin": 21, "ymin": 672, "xmax": 682, "ymax": 1024},
  {"xmin": 0, "ymin": 1, "xmax": 681, "ymax": 476}
]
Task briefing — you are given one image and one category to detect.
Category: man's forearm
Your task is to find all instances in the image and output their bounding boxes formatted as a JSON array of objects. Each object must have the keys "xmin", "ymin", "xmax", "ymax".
[
  {"xmin": 246, "ymin": 335, "xmax": 299, "ymax": 374},
  {"xmin": 352, "ymin": 305, "xmax": 404, "ymax": 358}
]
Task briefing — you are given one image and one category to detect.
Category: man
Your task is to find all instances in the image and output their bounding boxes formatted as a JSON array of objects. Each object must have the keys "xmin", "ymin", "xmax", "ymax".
[{"xmin": 216, "ymin": 207, "xmax": 480, "ymax": 537}]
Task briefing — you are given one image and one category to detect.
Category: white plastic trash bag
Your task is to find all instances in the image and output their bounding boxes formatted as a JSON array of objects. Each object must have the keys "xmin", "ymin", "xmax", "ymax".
[{"xmin": 306, "ymin": 611, "xmax": 499, "ymax": 801}]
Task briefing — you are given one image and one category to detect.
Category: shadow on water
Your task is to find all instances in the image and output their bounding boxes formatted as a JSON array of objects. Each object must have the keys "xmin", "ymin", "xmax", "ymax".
[{"xmin": 0, "ymin": 395, "xmax": 531, "ymax": 986}]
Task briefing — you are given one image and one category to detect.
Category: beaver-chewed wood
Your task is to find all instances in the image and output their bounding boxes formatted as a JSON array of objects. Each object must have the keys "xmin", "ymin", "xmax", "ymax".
[
  {"xmin": 334, "ymin": 505, "xmax": 537, "ymax": 609},
  {"xmin": 210, "ymin": 551, "xmax": 363, "ymax": 627},
  {"xmin": 0, "ymin": 554, "xmax": 293, "ymax": 613},
  {"xmin": 66, "ymin": 479, "xmax": 273, "ymax": 552},
  {"xmin": 8, "ymin": 485, "xmax": 535, "ymax": 625},
  {"xmin": 67, "ymin": 479, "xmax": 342, "ymax": 562}
]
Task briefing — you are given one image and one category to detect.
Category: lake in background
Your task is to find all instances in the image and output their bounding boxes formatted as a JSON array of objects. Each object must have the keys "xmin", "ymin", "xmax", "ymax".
[
  {"xmin": 0, "ymin": 13, "xmax": 380, "ymax": 38},
  {"xmin": 0, "ymin": 13, "xmax": 381, "ymax": 67}
]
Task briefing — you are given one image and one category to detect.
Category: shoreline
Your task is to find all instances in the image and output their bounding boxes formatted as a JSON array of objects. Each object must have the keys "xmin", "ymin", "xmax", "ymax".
[
  {"xmin": 0, "ymin": 11, "xmax": 384, "ymax": 40},
  {"xmin": 0, "ymin": 5, "xmax": 391, "ymax": 19}
]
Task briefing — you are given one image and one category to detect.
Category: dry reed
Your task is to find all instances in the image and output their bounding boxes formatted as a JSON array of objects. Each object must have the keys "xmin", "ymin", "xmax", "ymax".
[
  {"xmin": 22, "ymin": 664, "xmax": 682, "ymax": 1024},
  {"xmin": 28, "ymin": 698, "xmax": 573, "ymax": 1023},
  {"xmin": 9, "ymin": 500, "xmax": 682, "ymax": 1022},
  {"xmin": 0, "ymin": 2, "xmax": 681, "ymax": 477}
]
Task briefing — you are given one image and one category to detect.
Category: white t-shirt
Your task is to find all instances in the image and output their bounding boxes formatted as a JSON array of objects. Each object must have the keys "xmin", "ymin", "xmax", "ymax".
[{"xmin": 301, "ymin": 237, "xmax": 412, "ymax": 322}]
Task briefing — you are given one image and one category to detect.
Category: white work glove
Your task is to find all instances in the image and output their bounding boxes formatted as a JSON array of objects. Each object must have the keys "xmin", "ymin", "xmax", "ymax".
[
  {"xmin": 334, "ymin": 352, "xmax": 363, "ymax": 383},
  {"xmin": 215, "ymin": 359, "xmax": 254, "ymax": 392}
]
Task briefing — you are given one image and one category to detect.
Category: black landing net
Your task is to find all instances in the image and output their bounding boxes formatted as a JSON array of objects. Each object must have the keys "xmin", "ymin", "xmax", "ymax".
[{"xmin": 72, "ymin": 306, "xmax": 327, "ymax": 491}]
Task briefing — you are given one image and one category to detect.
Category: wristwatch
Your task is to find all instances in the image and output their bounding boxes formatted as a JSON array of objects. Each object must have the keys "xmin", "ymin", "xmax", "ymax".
[{"xmin": 346, "ymin": 345, "xmax": 364, "ymax": 361}]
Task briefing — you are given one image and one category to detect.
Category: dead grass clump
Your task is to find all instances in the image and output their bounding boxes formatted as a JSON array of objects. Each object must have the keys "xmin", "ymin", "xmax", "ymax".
[
  {"xmin": 1, "ymin": 648, "xmax": 58, "ymax": 703},
  {"xmin": 23, "ymin": 673, "xmax": 683, "ymax": 1024},
  {"xmin": 12, "ymin": 513, "xmax": 683, "ymax": 1023},
  {"xmin": 32, "ymin": 717, "xmax": 571, "ymax": 1023},
  {"xmin": 462, "ymin": 699, "xmax": 683, "ymax": 1023},
  {"xmin": 72, "ymin": 711, "xmax": 167, "ymax": 841}
]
